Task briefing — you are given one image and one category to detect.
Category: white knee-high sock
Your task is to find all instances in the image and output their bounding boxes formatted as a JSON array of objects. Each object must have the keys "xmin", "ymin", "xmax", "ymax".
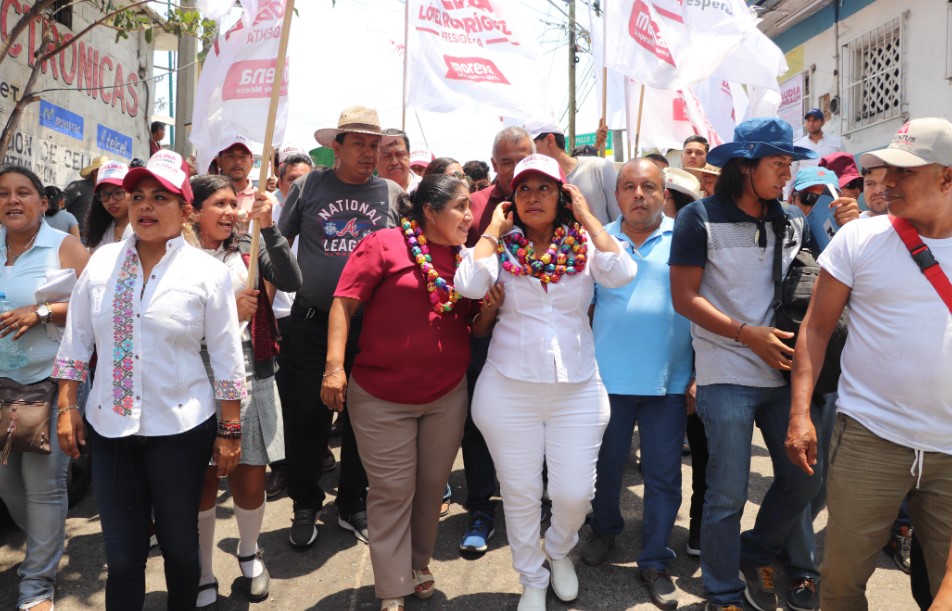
[
  {"xmin": 196, "ymin": 506, "xmax": 217, "ymax": 606},
  {"xmin": 235, "ymin": 495, "xmax": 266, "ymax": 578}
]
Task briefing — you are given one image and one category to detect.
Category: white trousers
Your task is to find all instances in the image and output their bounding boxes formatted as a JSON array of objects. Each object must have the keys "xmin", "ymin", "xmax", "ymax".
[{"xmin": 472, "ymin": 364, "xmax": 610, "ymax": 590}]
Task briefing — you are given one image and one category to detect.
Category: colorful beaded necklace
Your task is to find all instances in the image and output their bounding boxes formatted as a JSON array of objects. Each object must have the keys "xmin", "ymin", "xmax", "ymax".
[
  {"xmin": 498, "ymin": 223, "xmax": 588, "ymax": 284},
  {"xmin": 401, "ymin": 217, "xmax": 462, "ymax": 314}
]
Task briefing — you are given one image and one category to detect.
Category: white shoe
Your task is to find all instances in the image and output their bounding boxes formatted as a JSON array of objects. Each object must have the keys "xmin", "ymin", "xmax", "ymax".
[
  {"xmin": 546, "ymin": 553, "xmax": 578, "ymax": 602},
  {"xmin": 517, "ymin": 586, "xmax": 547, "ymax": 611}
]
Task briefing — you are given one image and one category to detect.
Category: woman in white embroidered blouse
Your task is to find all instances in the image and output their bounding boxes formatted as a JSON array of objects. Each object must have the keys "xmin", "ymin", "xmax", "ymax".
[
  {"xmin": 53, "ymin": 151, "xmax": 247, "ymax": 611},
  {"xmin": 454, "ymin": 155, "xmax": 637, "ymax": 611}
]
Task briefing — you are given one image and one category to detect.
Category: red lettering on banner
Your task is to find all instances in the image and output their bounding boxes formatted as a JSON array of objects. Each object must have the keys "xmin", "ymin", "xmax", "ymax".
[
  {"xmin": 443, "ymin": 55, "xmax": 510, "ymax": 84},
  {"xmin": 628, "ymin": 0, "xmax": 675, "ymax": 66},
  {"xmin": 672, "ymin": 96, "xmax": 689, "ymax": 121},
  {"xmin": 58, "ymin": 33, "xmax": 76, "ymax": 84},
  {"xmin": 222, "ymin": 59, "xmax": 290, "ymax": 100},
  {"xmin": 126, "ymin": 72, "xmax": 139, "ymax": 116},
  {"xmin": 111, "ymin": 63, "xmax": 124, "ymax": 110},
  {"xmin": 76, "ymin": 41, "xmax": 99, "ymax": 100},
  {"xmin": 98, "ymin": 54, "xmax": 113, "ymax": 104},
  {"xmin": 1, "ymin": 0, "xmax": 24, "ymax": 58}
]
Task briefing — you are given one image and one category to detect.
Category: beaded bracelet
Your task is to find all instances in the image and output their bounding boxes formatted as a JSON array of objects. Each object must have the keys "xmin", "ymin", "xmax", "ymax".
[
  {"xmin": 322, "ymin": 367, "xmax": 343, "ymax": 378},
  {"xmin": 217, "ymin": 419, "xmax": 242, "ymax": 440},
  {"xmin": 480, "ymin": 234, "xmax": 499, "ymax": 246},
  {"xmin": 733, "ymin": 322, "xmax": 747, "ymax": 343}
]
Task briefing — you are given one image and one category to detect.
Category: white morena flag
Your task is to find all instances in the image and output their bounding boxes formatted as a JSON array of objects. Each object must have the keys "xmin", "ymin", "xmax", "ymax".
[
  {"xmin": 625, "ymin": 79, "xmax": 696, "ymax": 153},
  {"xmin": 588, "ymin": 2, "xmax": 631, "ymax": 131},
  {"xmin": 405, "ymin": 1, "xmax": 546, "ymax": 120},
  {"xmin": 191, "ymin": 0, "xmax": 290, "ymax": 175},
  {"xmin": 195, "ymin": 0, "xmax": 237, "ymax": 23}
]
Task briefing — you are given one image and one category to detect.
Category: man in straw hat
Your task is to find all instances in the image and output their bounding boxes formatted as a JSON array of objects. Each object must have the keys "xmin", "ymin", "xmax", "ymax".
[
  {"xmin": 64, "ymin": 155, "xmax": 109, "ymax": 242},
  {"xmin": 275, "ymin": 106, "xmax": 401, "ymax": 550},
  {"xmin": 786, "ymin": 117, "xmax": 952, "ymax": 610},
  {"xmin": 670, "ymin": 117, "xmax": 822, "ymax": 611}
]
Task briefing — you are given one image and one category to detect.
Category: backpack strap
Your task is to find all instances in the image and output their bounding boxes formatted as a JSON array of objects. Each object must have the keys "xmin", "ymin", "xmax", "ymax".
[
  {"xmin": 889, "ymin": 214, "xmax": 952, "ymax": 315},
  {"xmin": 770, "ymin": 216, "xmax": 789, "ymax": 311}
]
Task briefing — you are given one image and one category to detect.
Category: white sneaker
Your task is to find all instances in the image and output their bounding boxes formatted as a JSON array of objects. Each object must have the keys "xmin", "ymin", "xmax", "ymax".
[
  {"xmin": 517, "ymin": 586, "xmax": 547, "ymax": 611},
  {"xmin": 546, "ymin": 553, "xmax": 578, "ymax": 602}
]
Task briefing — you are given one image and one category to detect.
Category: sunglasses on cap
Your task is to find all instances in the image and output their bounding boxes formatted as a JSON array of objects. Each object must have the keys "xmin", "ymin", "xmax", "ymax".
[{"xmin": 797, "ymin": 191, "xmax": 823, "ymax": 207}]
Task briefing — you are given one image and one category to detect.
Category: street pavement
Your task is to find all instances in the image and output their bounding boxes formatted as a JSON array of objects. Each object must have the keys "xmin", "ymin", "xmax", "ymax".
[{"xmin": 0, "ymin": 428, "xmax": 917, "ymax": 610}]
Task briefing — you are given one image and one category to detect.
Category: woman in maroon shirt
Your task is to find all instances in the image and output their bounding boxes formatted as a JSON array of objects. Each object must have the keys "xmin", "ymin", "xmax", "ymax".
[{"xmin": 321, "ymin": 174, "xmax": 500, "ymax": 611}]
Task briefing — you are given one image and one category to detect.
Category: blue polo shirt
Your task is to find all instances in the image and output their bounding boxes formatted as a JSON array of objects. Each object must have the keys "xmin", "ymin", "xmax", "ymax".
[{"xmin": 593, "ymin": 216, "xmax": 693, "ymax": 396}]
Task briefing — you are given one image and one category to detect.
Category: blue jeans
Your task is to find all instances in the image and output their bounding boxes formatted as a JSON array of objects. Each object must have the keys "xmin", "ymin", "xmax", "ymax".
[
  {"xmin": 89, "ymin": 417, "xmax": 215, "ymax": 610},
  {"xmin": 697, "ymin": 384, "xmax": 822, "ymax": 606},
  {"xmin": 590, "ymin": 394, "xmax": 686, "ymax": 569},
  {"xmin": 0, "ymin": 403, "xmax": 69, "ymax": 608}
]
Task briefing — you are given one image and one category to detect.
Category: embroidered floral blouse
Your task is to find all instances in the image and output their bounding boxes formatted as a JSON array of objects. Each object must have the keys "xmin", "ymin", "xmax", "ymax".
[{"xmin": 53, "ymin": 235, "xmax": 247, "ymax": 438}]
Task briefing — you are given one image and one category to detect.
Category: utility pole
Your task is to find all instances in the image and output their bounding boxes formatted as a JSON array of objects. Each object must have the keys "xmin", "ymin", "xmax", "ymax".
[
  {"xmin": 174, "ymin": 0, "xmax": 197, "ymax": 157},
  {"xmin": 567, "ymin": 0, "xmax": 576, "ymax": 152}
]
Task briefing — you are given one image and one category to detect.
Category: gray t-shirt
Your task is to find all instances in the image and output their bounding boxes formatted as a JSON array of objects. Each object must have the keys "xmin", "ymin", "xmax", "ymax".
[
  {"xmin": 566, "ymin": 156, "xmax": 620, "ymax": 225},
  {"xmin": 278, "ymin": 169, "xmax": 401, "ymax": 312},
  {"xmin": 44, "ymin": 210, "xmax": 78, "ymax": 234}
]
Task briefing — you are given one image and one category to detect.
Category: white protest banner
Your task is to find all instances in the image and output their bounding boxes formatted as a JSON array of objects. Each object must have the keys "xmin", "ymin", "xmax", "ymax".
[
  {"xmin": 778, "ymin": 73, "xmax": 805, "ymax": 138},
  {"xmin": 626, "ymin": 78, "xmax": 696, "ymax": 153},
  {"xmin": 405, "ymin": 1, "xmax": 546, "ymax": 119},
  {"xmin": 191, "ymin": 0, "xmax": 290, "ymax": 175},
  {"xmin": 588, "ymin": 2, "xmax": 633, "ymax": 130},
  {"xmin": 605, "ymin": 0, "xmax": 682, "ymax": 89}
]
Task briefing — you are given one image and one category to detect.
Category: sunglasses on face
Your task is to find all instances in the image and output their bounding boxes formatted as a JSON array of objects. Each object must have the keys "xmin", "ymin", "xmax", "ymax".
[
  {"xmin": 798, "ymin": 191, "xmax": 823, "ymax": 206},
  {"xmin": 843, "ymin": 178, "xmax": 863, "ymax": 191}
]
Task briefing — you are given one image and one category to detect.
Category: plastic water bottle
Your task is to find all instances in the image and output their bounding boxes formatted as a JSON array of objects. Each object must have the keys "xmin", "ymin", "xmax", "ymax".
[{"xmin": 0, "ymin": 293, "xmax": 26, "ymax": 371}]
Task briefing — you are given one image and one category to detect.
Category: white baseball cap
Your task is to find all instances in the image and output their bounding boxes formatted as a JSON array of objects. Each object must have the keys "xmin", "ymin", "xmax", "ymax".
[
  {"xmin": 523, "ymin": 118, "xmax": 564, "ymax": 140},
  {"xmin": 123, "ymin": 150, "xmax": 193, "ymax": 203},
  {"xmin": 278, "ymin": 146, "xmax": 308, "ymax": 163},
  {"xmin": 859, "ymin": 118, "xmax": 952, "ymax": 169},
  {"xmin": 409, "ymin": 149, "xmax": 434, "ymax": 168},
  {"xmin": 95, "ymin": 161, "xmax": 129, "ymax": 188},
  {"xmin": 510, "ymin": 154, "xmax": 566, "ymax": 190}
]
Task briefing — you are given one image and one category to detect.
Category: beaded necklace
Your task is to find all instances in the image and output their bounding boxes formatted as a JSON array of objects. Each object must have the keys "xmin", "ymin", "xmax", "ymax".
[
  {"xmin": 401, "ymin": 217, "xmax": 462, "ymax": 314},
  {"xmin": 498, "ymin": 223, "xmax": 588, "ymax": 284}
]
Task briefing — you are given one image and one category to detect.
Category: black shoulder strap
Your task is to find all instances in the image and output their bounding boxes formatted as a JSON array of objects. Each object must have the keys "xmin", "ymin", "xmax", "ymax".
[{"xmin": 771, "ymin": 216, "xmax": 789, "ymax": 310}]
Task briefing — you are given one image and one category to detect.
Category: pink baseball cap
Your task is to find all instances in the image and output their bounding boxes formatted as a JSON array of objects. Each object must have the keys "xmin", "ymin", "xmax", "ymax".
[
  {"xmin": 123, "ymin": 150, "xmax": 194, "ymax": 204},
  {"xmin": 409, "ymin": 149, "xmax": 434, "ymax": 169},
  {"xmin": 510, "ymin": 154, "xmax": 566, "ymax": 190},
  {"xmin": 218, "ymin": 135, "xmax": 253, "ymax": 157},
  {"xmin": 95, "ymin": 161, "xmax": 129, "ymax": 189}
]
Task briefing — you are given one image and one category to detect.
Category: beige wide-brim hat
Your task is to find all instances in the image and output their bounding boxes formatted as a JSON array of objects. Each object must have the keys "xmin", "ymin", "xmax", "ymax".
[
  {"xmin": 664, "ymin": 168, "xmax": 702, "ymax": 201},
  {"xmin": 685, "ymin": 163, "xmax": 721, "ymax": 177},
  {"xmin": 80, "ymin": 155, "xmax": 110, "ymax": 179},
  {"xmin": 314, "ymin": 106, "xmax": 383, "ymax": 147}
]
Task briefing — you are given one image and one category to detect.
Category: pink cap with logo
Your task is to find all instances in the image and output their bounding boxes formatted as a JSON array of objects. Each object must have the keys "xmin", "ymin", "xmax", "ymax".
[
  {"xmin": 409, "ymin": 149, "xmax": 434, "ymax": 169},
  {"xmin": 860, "ymin": 118, "xmax": 952, "ymax": 169},
  {"xmin": 95, "ymin": 161, "xmax": 129, "ymax": 189},
  {"xmin": 218, "ymin": 134, "xmax": 253, "ymax": 157},
  {"xmin": 123, "ymin": 150, "xmax": 194, "ymax": 204},
  {"xmin": 510, "ymin": 154, "xmax": 566, "ymax": 190}
]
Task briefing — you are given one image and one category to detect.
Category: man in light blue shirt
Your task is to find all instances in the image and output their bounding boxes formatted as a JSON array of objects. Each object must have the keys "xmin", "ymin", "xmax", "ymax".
[{"xmin": 584, "ymin": 158, "xmax": 694, "ymax": 610}]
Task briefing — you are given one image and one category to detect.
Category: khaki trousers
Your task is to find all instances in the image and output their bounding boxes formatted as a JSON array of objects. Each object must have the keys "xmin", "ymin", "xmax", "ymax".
[
  {"xmin": 822, "ymin": 414, "xmax": 952, "ymax": 610},
  {"xmin": 348, "ymin": 376, "xmax": 467, "ymax": 599}
]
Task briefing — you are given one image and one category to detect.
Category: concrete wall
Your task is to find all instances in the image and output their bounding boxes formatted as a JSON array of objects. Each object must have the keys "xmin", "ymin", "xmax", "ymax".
[
  {"xmin": 771, "ymin": 0, "xmax": 952, "ymax": 157},
  {"xmin": 0, "ymin": 0, "xmax": 156, "ymax": 187}
]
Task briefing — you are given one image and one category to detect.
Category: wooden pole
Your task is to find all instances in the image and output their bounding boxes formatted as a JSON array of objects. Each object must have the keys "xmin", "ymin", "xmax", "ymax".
[
  {"xmin": 401, "ymin": 0, "xmax": 410, "ymax": 131},
  {"xmin": 567, "ymin": 0, "xmax": 576, "ymax": 151},
  {"xmin": 633, "ymin": 83, "xmax": 646, "ymax": 156},
  {"xmin": 599, "ymin": 0, "xmax": 608, "ymax": 158},
  {"xmin": 247, "ymin": 0, "xmax": 296, "ymax": 291}
]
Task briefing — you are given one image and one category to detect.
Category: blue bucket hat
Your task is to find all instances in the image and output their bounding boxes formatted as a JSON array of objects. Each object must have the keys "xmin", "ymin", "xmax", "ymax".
[
  {"xmin": 707, "ymin": 118, "xmax": 818, "ymax": 167},
  {"xmin": 792, "ymin": 166, "xmax": 839, "ymax": 193}
]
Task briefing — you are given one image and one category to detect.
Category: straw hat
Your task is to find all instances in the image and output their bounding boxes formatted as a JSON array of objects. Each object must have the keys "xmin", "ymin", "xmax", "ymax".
[
  {"xmin": 664, "ymin": 168, "xmax": 702, "ymax": 201},
  {"xmin": 314, "ymin": 106, "xmax": 383, "ymax": 147},
  {"xmin": 80, "ymin": 155, "xmax": 110, "ymax": 179}
]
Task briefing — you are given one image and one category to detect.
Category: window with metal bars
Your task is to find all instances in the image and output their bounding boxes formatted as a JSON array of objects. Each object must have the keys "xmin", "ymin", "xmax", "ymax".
[
  {"xmin": 841, "ymin": 15, "xmax": 904, "ymax": 134},
  {"xmin": 52, "ymin": 0, "xmax": 71, "ymax": 29}
]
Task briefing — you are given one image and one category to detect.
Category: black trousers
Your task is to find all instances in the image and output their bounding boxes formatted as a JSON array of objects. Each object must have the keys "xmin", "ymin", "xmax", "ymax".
[{"xmin": 276, "ymin": 307, "xmax": 367, "ymax": 514}]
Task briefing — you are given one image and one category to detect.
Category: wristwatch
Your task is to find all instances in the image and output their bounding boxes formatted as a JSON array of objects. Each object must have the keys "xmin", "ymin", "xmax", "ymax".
[{"xmin": 35, "ymin": 303, "xmax": 52, "ymax": 324}]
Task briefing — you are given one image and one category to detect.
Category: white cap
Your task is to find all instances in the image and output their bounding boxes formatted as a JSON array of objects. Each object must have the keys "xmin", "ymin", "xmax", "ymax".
[
  {"xmin": 664, "ymin": 168, "xmax": 702, "ymax": 201},
  {"xmin": 278, "ymin": 146, "xmax": 307, "ymax": 163},
  {"xmin": 511, "ymin": 154, "xmax": 566, "ymax": 190},
  {"xmin": 523, "ymin": 117, "xmax": 563, "ymax": 140},
  {"xmin": 860, "ymin": 118, "xmax": 952, "ymax": 168},
  {"xmin": 409, "ymin": 149, "xmax": 433, "ymax": 168},
  {"xmin": 95, "ymin": 161, "xmax": 129, "ymax": 188}
]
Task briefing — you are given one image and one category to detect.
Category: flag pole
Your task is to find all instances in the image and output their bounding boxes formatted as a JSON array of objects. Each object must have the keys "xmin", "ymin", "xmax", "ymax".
[
  {"xmin": 599, "ymin": 0, "xmax": 608, "ymax": 158},
  {"xmin": 633, "ymin": 83, "xmax": 646, "ymax": 156},
  {"xmin": 247, "ymin": 0, "xmax": 296, "ymax": 292},
  {"xmin": 625, "ymin": 80, "xmax": 633, "ymax": 160},
  {"xmin": 401, "ymin": 0, "xmax": 410, "ymax": 131}
]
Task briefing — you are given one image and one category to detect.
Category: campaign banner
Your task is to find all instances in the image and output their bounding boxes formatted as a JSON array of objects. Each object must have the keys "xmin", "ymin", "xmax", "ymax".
[
  {"xmin": 778, "ymin": 73, "xmax": 805, "ymax": 139},
  {"xmin": 96, "ymin": 124, "xmax": 133, "ymax": 158},
  {"xmin": 405, "ymin": 1, "xmax": 546, "ymax": 119},
  {"xmin": 191, "ymin": 0, "xmax": 290, "ymax": 175},
  {"xmin": 39, "ymin": 100, "xmax": 84, "ymax": 141}
]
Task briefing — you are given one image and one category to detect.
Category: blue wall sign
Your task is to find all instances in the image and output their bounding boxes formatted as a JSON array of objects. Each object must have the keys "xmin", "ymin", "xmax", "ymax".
[
  {"xmin": 96, "ymin": 124, "xmax": 133, "ymax": 159},
  {"xmin": 38, "ymin": 100, "xmax": 84, "ymax": 141}
]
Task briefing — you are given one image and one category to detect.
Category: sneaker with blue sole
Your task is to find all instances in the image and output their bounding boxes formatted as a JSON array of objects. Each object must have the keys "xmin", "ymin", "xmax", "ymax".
[{"xmin": 459, "ymin": 511, "xmax": 494, "ymax": 554}]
